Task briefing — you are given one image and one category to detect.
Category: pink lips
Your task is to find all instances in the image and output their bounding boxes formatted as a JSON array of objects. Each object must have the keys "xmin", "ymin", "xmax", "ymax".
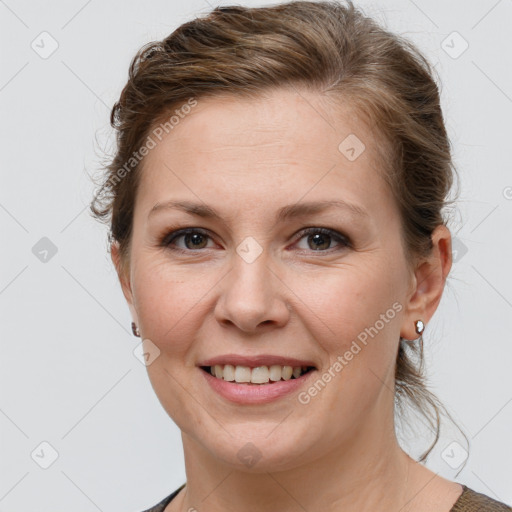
[
  {"xmin": 197, "ymin": 354, "xmax": 318, "ymax": 404},
  {"xmin": 199, "ymin": 365, "xmax": 317, "ymax": 404}
]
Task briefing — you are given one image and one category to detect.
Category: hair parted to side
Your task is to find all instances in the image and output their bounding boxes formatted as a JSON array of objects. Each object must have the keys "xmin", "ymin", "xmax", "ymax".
[{"xmin": 90, "ymin": 0, "xmax": 465, "ymax": 464}]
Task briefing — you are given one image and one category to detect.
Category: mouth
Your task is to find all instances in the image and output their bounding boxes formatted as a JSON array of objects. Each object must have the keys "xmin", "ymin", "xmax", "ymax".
[{"xmin": 200, "ymin": 364, "xmax": 316, "ymax": 385}]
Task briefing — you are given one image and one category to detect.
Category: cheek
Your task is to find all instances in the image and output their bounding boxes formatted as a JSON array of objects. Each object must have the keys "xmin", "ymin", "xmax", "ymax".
[
  {"xmin": 291, "ymin": 261, "xmax": 403, "ymax": 349},
  {"xmin": 132, "ymin": 257, "xmax": 220, "ymax": 354},
  {"xmin": 132, "ymin": 236, "xmax": 407, "ymax": 360},
  {"xmin": 294, "ymin": 267, "xmax": 404, "ymax": 415},
  {"xmin": 132, "ymin": 260, "xmax": 215, "ymax": 430}
]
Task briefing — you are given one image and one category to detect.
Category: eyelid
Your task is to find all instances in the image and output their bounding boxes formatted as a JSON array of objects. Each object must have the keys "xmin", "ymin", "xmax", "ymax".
[
  {"xmin": 161, "ymin": 227, "xmax": 213, "ymax": 248},
  {"xmin": 292, "ymin": 227, "xmax": 351, "ymax": 251},
  {"xmin": 160, "ymin": 226, "xmax": 351, "ymax": 253}
]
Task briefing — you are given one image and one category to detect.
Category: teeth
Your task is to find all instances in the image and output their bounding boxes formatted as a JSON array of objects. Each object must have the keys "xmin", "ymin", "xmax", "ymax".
[
  {"xmin": 223, "ymin": 364, "xmax": 235, "ymax": 381},
  {"xmin": 234, "ymin": 365, "xmax": 251, "ymax": 383},
  {"xmin": 269, "ymin": 365, "xmax": 282, "ymax": 382},
  {"xmin": 282, "ymin": 365, "xmax": 293, "ymax": 381},
  {"xmin": 207, "ymin": 364, "xmax": 311, "ymax": 384},
  {"xmin": 251, "ymin": 366, "xmax": 269, "ymax": 384}
]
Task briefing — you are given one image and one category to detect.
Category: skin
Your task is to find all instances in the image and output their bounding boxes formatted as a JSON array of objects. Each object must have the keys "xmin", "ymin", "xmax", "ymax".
[{"xmin": 112, "ymin": 88, "xmax": 463, "ymax": 511}]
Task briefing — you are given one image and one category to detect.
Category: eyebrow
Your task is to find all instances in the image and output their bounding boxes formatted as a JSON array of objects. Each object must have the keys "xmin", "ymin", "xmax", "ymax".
[{"xmin": 149, "ymin": 199, "xmax": 368, "ymax": 222}]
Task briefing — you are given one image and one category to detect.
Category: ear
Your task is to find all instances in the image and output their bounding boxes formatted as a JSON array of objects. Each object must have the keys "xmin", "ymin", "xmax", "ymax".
[
  {"xmin": 400, "ymin": 225, "xmax": 452, "ymax": 341},
  {"xmin": 111, "ymin": 241, "xmax": 139, "ymax": 326}
]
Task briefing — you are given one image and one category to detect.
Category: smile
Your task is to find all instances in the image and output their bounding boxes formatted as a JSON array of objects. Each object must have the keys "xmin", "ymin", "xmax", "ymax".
[
  {"xmin": 201, "ymin": 364, "xmax": 315, "ymax": 384},
  {"xmin": 199, "ymin": 364, "xmax": 318, "ymax": 404}
]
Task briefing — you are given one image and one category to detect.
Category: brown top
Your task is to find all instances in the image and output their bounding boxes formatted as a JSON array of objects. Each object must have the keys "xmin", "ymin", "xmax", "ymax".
[
  {"xmin": 450, "ymin": 485, "xmax": 511, "ymax": 511},
  {"xmin": 141, "ymin": 483, "xmax": 511, "ymax": 512}
]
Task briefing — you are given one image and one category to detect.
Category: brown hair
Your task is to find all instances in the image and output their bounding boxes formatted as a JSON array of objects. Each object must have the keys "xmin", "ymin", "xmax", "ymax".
[{"xmin": 90, "ymin": 0, "xmax": 465, "ymax": 463}]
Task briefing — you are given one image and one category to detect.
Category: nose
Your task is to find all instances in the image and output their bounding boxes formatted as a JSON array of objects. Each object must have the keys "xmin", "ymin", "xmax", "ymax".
[{"xmin": 214, "ymin": 251, "xmax": 291, "ymax": 333}]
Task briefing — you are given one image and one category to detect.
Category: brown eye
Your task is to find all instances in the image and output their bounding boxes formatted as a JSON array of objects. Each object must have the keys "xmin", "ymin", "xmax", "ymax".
[
  {"xmin": 163, "ymin": 229, "xmax": 213, "ymax": 251},
  {"xmin": 182, "ymin": 232, "xmax": 209, "ymax": 250},
  {"xmin": 307, "ymin": 232, "xmax": 331, "ymax": 250},
  {"xmin": 295, "ymin": 228, "xmax": 350, "ymax": 252}
]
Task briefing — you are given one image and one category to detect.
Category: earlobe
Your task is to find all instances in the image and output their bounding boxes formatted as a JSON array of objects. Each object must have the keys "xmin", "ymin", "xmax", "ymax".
[
  {"xmin": 400, "ymin": 225, "xmax": 452, "ymax": 341},
  {"xmin": 111, "ymin": 241, "xmax": 141, "ymax": 332}
]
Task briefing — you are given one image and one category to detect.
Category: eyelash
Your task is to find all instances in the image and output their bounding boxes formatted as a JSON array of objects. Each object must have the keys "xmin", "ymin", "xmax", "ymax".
[{"xmin": 160, "ymin": 227, "xmax": 351, "ymax": 254}]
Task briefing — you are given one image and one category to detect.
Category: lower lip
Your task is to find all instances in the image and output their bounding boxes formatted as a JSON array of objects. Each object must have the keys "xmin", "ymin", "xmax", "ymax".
[{"xmin": 199, "ymin": 368, "xmax": 317, "ymax": 404}]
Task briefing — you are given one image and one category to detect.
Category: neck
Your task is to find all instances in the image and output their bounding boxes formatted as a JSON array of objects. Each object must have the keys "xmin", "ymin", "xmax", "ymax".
[{"xmin": 178, "ymin": 406, "xmax": 417, "ymax": 512}]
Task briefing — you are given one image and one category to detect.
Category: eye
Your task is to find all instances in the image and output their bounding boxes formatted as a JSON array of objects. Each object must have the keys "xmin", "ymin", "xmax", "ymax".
[
  {"xmin": 161, "ymin": 227, "xmax": 351, "ymax": 254},
  {"xmin": 162, "ymin": 228, "xmax": 215, "ymax": 252},
  {"xmin": 294, "ymin": 227, "xmax": 350, "ymax": 252}
]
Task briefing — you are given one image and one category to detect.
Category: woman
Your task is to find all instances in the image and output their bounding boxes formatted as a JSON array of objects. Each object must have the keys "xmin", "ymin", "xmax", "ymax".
[{"xmin": 91, "ymin": 1, "xmax": 511, "ymax": 511}]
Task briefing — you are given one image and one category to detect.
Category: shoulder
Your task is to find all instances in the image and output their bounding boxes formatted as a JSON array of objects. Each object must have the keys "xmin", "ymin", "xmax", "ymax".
[
  {"xmin": 451, "ymin": 485, "xmax": 512, "ymax": 511},
  {"xmin": 139, "ymin": 483, "xmax": 186, "ymax": 512},
  {"xmin": 138, "ymin": 482, "xmax": 511, "ymax": 512}
]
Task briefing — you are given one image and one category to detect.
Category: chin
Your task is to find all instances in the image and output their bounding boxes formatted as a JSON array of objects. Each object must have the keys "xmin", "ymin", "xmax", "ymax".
[{"xmin": 197, "ymin": 428, "xmax": 318, "ymax": 473}]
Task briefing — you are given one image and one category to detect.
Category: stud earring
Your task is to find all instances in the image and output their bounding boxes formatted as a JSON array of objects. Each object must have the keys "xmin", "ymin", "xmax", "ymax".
[
  {"xmin": 131, "ymin": 322, "xmax": 140, "ymax": 337},
  {"xmin": 415, "ymin": 320, "xmax": 424, "ymax": 336}
]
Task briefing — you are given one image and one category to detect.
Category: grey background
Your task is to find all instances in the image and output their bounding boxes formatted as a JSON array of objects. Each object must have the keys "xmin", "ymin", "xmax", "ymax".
[{"xmin": 1, "ymin": 0, "xmax": 511, "ymax": 510}]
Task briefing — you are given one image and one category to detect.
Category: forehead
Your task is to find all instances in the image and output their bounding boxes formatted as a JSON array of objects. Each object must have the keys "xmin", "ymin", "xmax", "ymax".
[
  {"xmin": 146, "ymin": 88, "xmax": 379, "ymax": 162},
  {"xmin": 137, "ymin": 88, "xmax": 393, "ymax": 220}
]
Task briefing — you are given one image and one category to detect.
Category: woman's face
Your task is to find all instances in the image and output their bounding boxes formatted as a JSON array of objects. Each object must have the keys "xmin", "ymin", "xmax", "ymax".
[{"xmin": 115, "ymin": 88, "xmax": 426, "ymax": 471}]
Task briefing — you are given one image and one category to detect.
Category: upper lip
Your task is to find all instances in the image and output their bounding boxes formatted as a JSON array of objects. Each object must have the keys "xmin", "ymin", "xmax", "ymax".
[{"xmin": 198, "ymin": 354, "xmax": 317, "ymax": 369}]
